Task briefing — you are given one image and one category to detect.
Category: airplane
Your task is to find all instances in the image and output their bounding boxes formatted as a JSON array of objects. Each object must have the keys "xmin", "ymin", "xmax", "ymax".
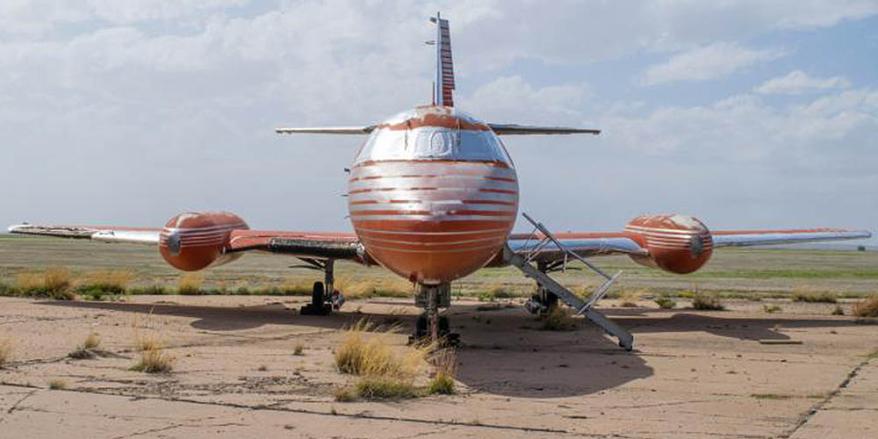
[{"xmin": 8, "ymin": 14, "xmax": 871, "ymax": 350}]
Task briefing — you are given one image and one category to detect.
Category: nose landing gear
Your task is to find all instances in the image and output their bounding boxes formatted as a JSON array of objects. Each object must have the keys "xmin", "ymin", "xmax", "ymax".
[{"xmin": 409, "ymin": 283, "xmax": 459, "ymax": 346}]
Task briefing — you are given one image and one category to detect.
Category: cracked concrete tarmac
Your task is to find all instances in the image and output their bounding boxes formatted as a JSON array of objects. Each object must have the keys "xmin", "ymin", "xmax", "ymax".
[{"xmin": 0, "ymin": 295, "xmax": 876, "ymax": 438}]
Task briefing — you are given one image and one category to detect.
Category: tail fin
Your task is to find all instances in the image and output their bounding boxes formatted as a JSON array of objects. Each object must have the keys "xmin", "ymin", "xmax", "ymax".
[{"xmin": 430, "ymin": 13, "xmax": 455, "ymax": 107}]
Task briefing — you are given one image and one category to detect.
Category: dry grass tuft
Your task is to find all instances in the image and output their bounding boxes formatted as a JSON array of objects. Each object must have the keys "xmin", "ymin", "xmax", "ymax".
[
  {"xmin": 333, "ymin": 386, "xmax": 358, "ymax": 402},
  {"xmin": 751, "ymin": 393, "xmax": 792, "ymax": 400},
  {"xmin": 293, "ymin": 343, "xmax": 305, "ymax": 356},
  {"xmin": 69, "ymin": 333, "xmax": 102, "ymax": 359},
  {"xmin": 831, "ymin": 305, "xmax": 845, "ymax": 316},
  {"xmin": 334, "ymin": 320, "xmax": 424, "ymax": 378},
  {"xmin": 792, "ymin": 289, "xmax": 838, "ymax": 303},
  {"xmin": 541, "ymin": 306, "xmax": 578, "ymax": 331},
  {"xmin": 478, "ymin": 284, "xmax": 518, "ymax": 301},
  {"xmin": 335, "ymin": 277, "xmax": 411, "ymax": 299},
  {"xmin": 16, "ymin": 267, "xmax": 74, "ymax": 299},
  {"xmin": 692, "ymin": 292, "xmax": 725, "ymax": 311},
  {"xmin": 333, "ymin": 319, "xmax": 431, "ymax": 401},
  {"xmin": 0, "ymin": 281, "xmax": 14, "ymax": 296},
  {"xmin": 83, "ymin": 332, "xmax": 101, "ymax": 350},
  {"xmin": 763, "ymin": 304, "xmax": 783, "ymax": 314},
  {"xmin": 177, "ymin": 273, "xmax": 204, "ymax": 295},
  {"xmin": 427, "ymin": 349, "xmax": 457, "ymax": 395},
  {"xmin": 852, "ymin": 295, "xmax": 878, "ymax": 318},
  {"xmin": 130, "ymin": 347, "xmax": 175, "ymax": 373},
  {"xmin": 77, "ymin": 270, "xmax": 134, "ymax": 299},
  {"xmin": 619, "ymin": 290, "xmax": 642, "ymax": 307},
  {"xmin": 353, "ymin": 376, "xmax": 419, "ymax": 400},
  {"xmin": 129, "ymin": 285, "xmax": 168, "ymax": 295},
  {"xmin": 134, "ymin": 334, "xmax": 163, "ymax": 352},
  {"xmin": 654, "ymin": 294, "xmax": 677, "ymax": 309},
  {"xmin": 48, "ymin": 379, "xmax": 68, "ymax": 390},
  {"xmin": 0, "ymin": 338, "xmax": 11, "ymax": 367}
]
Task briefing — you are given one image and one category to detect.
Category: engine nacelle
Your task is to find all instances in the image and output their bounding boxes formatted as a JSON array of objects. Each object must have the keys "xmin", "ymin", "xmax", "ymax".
[
  {"xmin": 625, "ymin": 214, "xmax": 713, "ymax": 274},
  {"xmin": 159, "ymin": 212, "xmax": 249, "ymax": 271}
]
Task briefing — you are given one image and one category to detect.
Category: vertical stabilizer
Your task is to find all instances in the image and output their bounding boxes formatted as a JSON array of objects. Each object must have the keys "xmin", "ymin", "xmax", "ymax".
[{"xmin": 430, "ymin": 13, "xmax": 455, "ymax": 107}]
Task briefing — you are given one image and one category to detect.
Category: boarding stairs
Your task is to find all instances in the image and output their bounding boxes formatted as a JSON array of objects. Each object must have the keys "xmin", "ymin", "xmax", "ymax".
[{"xmin": 504, "ymin": 213, "xmax": 634, "ymax": 351}]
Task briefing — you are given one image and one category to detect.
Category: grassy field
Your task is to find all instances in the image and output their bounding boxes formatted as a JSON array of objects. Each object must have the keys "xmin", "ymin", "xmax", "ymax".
[{"xmin": 0, "ymin": 234, "xmax": 876, "ymax": 299}]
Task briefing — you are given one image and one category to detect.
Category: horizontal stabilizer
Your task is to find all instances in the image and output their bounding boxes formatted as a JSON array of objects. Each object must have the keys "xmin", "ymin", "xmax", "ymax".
[
  {"xmin": 488, "ymin": 123, "xmax": 600, "ymax": 135},
  {"xmin": 275, "ymin": 126, "xmax": 375, "ymax": 135}
]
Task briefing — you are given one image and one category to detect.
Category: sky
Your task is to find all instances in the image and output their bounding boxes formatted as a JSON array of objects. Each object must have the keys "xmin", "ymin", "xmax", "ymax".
[{"xmin": 1, "ymin": 0, "xmax": 876, "ymax": 244}]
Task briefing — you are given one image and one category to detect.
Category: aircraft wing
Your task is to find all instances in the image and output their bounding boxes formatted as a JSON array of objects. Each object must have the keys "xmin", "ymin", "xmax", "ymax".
[
  {"xmin": 7, "ymin": 223, "xmax": 362, "ymax": 261},
  {"xmin": 508, "ymin": 228, "xmax": 871, "ymax": 264}
]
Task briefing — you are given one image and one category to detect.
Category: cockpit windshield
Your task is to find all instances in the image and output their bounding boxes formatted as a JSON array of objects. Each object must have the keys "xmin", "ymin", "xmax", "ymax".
[{"xmin": 354, "ymin": 126, "xmax": 513, "ymax": 166}]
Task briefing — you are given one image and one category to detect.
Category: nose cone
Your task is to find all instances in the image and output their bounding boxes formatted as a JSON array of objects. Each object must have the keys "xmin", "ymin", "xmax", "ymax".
[{"xmin": 349, "ymin": 160, "xmax": 518, "ymax": 284}]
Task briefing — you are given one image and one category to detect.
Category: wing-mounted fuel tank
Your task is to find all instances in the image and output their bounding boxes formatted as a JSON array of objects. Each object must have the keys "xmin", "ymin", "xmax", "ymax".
[
  {"xmin": 624, "ymin": 214, "xmax": 713, "ymax": 274},
  {"xmin": 159, "ymin": 212, "xmax": 249, "ymax": 271}
]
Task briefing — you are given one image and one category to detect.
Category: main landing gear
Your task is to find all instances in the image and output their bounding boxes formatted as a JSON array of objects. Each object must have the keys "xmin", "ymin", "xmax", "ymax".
[
  {"xmin": 409, "ymin": 283, "xmax": 459, "ymax": 346},
  {"xmin": 300, "ymin": 258, "xmax": 345, "ymax": 315},
  {"xmin": 524, "ymin": 260, "xmax": 560, "ymax": 314}
]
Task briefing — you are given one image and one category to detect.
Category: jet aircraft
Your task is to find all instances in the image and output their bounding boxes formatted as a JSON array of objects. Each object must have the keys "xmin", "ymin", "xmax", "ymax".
[{"xmin": 9, "ymin": 14, "xmax": 871, "ymax": 350}]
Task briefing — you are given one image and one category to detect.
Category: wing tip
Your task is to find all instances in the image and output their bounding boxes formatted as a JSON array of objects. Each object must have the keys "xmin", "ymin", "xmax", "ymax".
[{"xmin": 7, "ymin": 224, "xmax": 27, "ymax": 233}]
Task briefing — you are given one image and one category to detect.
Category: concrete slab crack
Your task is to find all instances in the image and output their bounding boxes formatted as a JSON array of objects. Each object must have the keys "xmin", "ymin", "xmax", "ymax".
[
  {"xmin": 1, "ymin": 380, "xmax": 568, "ymax": 434},
  {"xmin": 779, "ymin": 354, "xmax": 874, "ymax": 438},
  {"xmin": 4, "ymin": 389, "xmax": 37, "ymax": 415}
]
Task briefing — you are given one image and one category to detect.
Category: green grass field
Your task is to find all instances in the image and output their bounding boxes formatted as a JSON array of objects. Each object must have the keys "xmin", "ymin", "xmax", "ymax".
[{"xmin": 0, "ymin": 234, "xmax": 875, "ymax": 299}]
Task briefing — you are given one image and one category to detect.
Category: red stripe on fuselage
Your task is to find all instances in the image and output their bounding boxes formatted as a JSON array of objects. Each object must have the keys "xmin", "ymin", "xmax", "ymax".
[{"xmin": 349, "ymin": 160, "xmax": 518, "ymax": 283}]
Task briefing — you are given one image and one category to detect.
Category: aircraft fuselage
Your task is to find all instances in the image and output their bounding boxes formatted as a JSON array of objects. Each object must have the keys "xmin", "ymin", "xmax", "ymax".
[{"xmin": 347, "ymin": 106, "xmax": 519, "ymax": 284}]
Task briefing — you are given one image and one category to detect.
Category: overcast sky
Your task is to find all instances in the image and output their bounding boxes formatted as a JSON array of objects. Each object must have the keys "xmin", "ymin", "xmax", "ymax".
[{"xmin": 2, "ymin": 0, "xmax": 876, "ymax": 243}]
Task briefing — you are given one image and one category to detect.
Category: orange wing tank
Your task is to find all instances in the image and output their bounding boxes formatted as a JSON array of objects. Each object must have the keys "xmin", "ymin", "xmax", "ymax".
[
  {"xmin": 159, "ymin": 212, "xmax": 249, "ymax": 271},
  {"xmin": 624, "ymin": 214, "xmax": 713, "ymax": 274}
]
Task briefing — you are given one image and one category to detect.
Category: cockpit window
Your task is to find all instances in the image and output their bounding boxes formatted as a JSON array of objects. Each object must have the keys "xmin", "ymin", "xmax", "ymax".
[{"xmin": 355, "ymin": 126, "xmax": 512, "ymax": 166}]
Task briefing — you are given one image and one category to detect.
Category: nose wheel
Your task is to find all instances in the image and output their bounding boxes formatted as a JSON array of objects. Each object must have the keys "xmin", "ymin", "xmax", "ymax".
[{"xmin": 409, "ymin": 283, "xmax": 459, "ymax": 346}]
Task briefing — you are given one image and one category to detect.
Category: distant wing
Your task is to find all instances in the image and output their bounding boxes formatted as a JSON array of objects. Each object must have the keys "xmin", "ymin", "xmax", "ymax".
[
  {"xmin": 8, "ymin": 224, "xmax": 160, "ymax": 245},
  {"xmin": 275, "ymin": 126, "xmax": 375, "ymax": 135},
  {"xmin": 488, "ymin": 123, "xmax": 600, "ymax": 135},
  {"xmin": 712, "ymin": 228, "xmax": 871, "ymax": 247}
]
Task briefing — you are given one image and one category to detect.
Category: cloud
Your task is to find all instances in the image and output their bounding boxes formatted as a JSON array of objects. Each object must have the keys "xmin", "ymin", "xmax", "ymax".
[
  {"xmin": 755, "ymin": 70, "xmax": 851, "ymax": 95},
  {"xmin": 444, "ymin": 0, "xmax": 878, "ymax": 72},
  {"xmin": 642, "ymin": 43, "xmax": 785, "ymax": 86},
  {"xmin": 600, "ymin": 88, "xmax": 878, "ymax": 173},
  {"xmin": 462, "ymin": 76, "xmax": 591, "ymax": 124}
]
